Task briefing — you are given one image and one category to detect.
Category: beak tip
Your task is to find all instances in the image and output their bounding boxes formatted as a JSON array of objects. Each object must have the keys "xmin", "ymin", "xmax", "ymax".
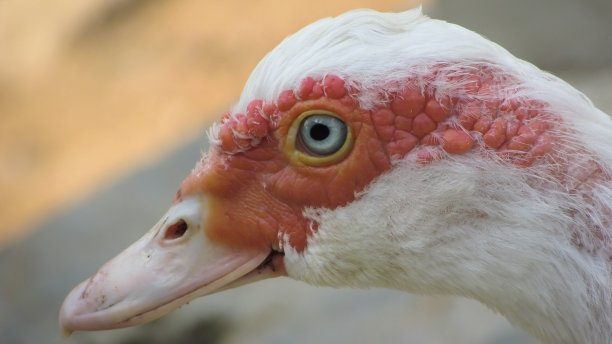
[
  {"xmin": 58, "ymin": 279, "xmax": 89, "ymax": 335},
  {"xmin": 59, "ymin": 294, "xmax": 75, "ymax": 337},
  {"xmin": 60, "ymin": 324, "xmax": 73, "ymax": 338},
  {"xmin": 59, "ymin": 308, "xmax": 74, "ymax": 337}
]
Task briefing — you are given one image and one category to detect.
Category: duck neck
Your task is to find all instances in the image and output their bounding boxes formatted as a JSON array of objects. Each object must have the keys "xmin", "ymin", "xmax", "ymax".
[
  {"xmin": 432, "ymin": 220, "xmax": 612, "ymax": 344},
  {"xmin": 290, "ymin": 155, "xmax": 612, "ymax": 344}
]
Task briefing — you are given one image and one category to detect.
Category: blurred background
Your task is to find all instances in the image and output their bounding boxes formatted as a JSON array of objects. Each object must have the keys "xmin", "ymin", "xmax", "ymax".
[{"xmin": 1, "ymin": 0, "xmax": 611, "ymax": 343}]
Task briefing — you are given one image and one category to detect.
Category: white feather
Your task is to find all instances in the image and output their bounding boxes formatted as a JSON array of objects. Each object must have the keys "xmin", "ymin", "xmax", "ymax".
[
  {"xmin": 287, "ymin": 153, "xmax": 612, "ymax": 343},
  {"xmin": 217, "ymin": 8, "xmax": 612, "ymax": 344}
]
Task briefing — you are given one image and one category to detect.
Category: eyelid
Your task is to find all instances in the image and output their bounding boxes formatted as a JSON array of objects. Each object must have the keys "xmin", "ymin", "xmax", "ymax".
[{"xmin": 284, "ymin": 110, "xmax": 354, "ymax": 167}]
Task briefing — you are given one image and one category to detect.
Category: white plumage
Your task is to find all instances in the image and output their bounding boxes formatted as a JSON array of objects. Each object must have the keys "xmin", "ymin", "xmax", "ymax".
[{"xmin": 235, "ymin": 8, "xmax": 612, "ymax": 343}]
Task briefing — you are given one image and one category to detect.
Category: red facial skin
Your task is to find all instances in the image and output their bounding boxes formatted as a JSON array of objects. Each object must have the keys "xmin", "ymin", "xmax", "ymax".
[
  {"xmin": 178, "ymin": 95, "xmax": 390, "ymax": 252},
  {"xmin": 174, "ymin": 67, "xmax": 556, "ymax": 253}
]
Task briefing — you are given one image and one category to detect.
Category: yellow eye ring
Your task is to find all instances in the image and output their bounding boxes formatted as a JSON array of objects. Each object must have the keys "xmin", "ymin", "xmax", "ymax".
[{"xmin": 284, "ymin": 110, "xmax": 354, "ymax": 166}]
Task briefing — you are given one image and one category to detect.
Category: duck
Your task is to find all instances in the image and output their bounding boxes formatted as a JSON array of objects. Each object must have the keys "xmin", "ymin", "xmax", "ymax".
[{"xmin": 59, "ymin": 8, "xmax": 612, "ymax": 344}]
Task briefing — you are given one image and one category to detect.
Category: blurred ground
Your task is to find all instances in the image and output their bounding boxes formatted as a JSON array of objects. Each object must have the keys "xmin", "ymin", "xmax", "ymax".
[{"xmin": 1, "ymin": 0, "xmax": 611, "ymax": 344}]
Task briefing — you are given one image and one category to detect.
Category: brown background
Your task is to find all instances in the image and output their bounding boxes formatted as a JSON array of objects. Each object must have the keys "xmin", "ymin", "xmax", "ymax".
[{"xmin": 0, "ymin": 0, "xmax": 418, "ymax": 247}]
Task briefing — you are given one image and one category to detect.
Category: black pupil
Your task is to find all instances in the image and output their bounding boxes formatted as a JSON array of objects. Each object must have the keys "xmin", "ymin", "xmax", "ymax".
[{"xmin": 310, "ymin": 123, "xmax": 330, "ymax": 141}]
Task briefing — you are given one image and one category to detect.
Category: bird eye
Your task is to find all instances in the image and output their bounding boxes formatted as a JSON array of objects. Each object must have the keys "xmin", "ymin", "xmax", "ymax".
[
  {"xmin": 299, "ymin": 115, "xmax": 347, "ymax": 155},
  {"xmin": 285, "ymin": 110, "xmax": 353, "ymax": 166}
]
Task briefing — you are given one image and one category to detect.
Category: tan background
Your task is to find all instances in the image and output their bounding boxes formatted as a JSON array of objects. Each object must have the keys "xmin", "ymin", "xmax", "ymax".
[{"xmin": 0, "ymin": 0, "xmax": 418, "ymax": 247}]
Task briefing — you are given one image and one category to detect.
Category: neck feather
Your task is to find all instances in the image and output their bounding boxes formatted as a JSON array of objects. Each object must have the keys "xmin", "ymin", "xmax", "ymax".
[{"xmin": 285, "ymin": 154, "xmax": 612, "ymax": 343}]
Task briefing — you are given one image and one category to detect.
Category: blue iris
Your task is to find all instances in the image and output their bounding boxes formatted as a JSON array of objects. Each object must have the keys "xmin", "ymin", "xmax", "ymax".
[{"xmin": 299, "ymin": 115, "xmax": 347, "ymax": 155}]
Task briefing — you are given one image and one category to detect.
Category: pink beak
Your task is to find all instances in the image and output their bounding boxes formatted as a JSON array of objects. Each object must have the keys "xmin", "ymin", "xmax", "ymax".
[{"xmin": 59, "ymin": 196, "xmax": 282, "ymax": 336}]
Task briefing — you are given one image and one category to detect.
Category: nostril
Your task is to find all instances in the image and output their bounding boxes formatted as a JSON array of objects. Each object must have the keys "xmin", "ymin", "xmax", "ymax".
[{"xmin": 164, "ymin": 219, "xmax": 188, "ymax": 240}]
